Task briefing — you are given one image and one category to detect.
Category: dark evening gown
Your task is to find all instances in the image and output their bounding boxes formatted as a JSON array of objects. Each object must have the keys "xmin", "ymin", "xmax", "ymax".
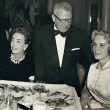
[{"xmin": 1, "ymin": 52, "xmax": 35, "ymax": 82}]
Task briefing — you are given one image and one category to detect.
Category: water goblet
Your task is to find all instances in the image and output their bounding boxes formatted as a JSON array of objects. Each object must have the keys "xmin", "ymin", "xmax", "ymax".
[
  {"xmin": 4, "ymin": 84, "xmax": 10, "ymax": 97},
  {"xmin": 1, "ymin": 84, "xmax": 13, "ymax": 110},
  {"xmin": 36, "ymin": 81, "xmax": 46, "ymax": 100}
]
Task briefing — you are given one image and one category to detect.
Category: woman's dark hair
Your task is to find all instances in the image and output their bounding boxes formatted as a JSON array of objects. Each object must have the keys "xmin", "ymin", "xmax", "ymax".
[{"xmin": 10, "ymin": 27, "xmax": 31, "ymax": 44}]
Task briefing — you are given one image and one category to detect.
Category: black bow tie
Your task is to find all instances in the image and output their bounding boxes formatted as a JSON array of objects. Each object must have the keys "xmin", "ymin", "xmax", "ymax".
[{"xmin": 54, "ymin": 30, "xmax": 67, "ymax": 37}]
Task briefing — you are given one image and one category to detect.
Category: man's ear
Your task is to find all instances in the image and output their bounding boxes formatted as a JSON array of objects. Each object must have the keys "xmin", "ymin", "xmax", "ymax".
[{"xmin": 52, "ymin": 14, "xmax": 55, "ymax": 22}]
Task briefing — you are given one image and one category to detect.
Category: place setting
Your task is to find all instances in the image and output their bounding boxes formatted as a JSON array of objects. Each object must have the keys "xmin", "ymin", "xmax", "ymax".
[
  {"xmin": 17, "ymin": 81, "xmax": 75, "ymax": 110},
  {"xmin": 40, "ymin": 91, "xmax": 74, "ymax": 110},
  {"xmin": 18, "ymin": 81, "xmax": 50, "ymax": 109},
  {"xmin": 0, "ymin": 80, "xmax": 79, "ymax": 110},
  {"xmin": 0, "ymin": 84, "xmax": 26, "ymax": 110}
]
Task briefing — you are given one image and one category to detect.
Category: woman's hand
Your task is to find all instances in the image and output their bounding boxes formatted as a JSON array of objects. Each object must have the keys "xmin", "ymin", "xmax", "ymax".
[{"xmin": 80, "ymin": 92, "xmax": 91, "ymax": 109}]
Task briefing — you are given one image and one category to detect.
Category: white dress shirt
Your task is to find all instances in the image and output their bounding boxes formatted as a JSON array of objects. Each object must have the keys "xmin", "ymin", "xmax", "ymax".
[{"xmin": 54, "ymin": 26, "xmax": 66, "ymax": 67}]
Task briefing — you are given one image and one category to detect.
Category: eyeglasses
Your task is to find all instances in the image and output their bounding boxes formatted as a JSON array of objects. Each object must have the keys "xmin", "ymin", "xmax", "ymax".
[{"xmin": 53, "ymin": 14, "xmax": 76, "ymax": 23}]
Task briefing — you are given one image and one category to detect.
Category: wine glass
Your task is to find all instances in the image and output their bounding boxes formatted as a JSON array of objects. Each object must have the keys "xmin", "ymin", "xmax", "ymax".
[
  {"xmin": 1, "ymin": 84, "xmax": 13, "ymax": 110},
  {"xmin": 35, "ymin": 81, "xmax": 46, "ymax": 100},
  {"xmin": 4, "ymin": 84, "xmax": 11, "ymax": 98}
]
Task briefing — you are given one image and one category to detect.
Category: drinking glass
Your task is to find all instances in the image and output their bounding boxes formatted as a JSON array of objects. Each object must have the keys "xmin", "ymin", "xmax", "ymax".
[
  {"xmin": 4, "ymin": 84, "xmax": 11, "ymax": 97},
  {"xmin": 36, "ymin": 81, "xmax": 46, "ymax": 100},
  {"xmin": 1, "ymin": 84, "xmax": 13, "ymax": 110}
]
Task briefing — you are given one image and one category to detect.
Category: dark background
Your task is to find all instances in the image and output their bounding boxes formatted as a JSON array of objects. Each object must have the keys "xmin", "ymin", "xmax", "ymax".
[{"xmin": 0, "ymin": 0, "xmax": 102, "ymax": 37}]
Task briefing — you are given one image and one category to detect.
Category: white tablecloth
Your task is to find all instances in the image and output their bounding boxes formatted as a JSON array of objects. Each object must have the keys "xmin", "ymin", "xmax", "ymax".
[{"xmin": 0, "ymin": 80, "xmax": 82, "ymax": 110}]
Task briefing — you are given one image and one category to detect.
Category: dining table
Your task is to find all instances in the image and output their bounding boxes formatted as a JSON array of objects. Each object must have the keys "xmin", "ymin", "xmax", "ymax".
[{"xmin": 0, "ymin": 80, "xmax": 82, "ymax": 110}]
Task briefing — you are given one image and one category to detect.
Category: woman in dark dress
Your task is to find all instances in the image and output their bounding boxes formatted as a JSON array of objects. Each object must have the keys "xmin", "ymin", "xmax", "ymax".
[{"xmin": 1, "ymin": 28, "xmax": 35, "ymax": 82}]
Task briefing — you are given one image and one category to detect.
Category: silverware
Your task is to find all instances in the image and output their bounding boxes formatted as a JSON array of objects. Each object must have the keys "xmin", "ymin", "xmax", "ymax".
[
  {"xmin": 29, "ymin": 87, "xmax": 34, "ymax": 94},
  {"xmin": 53, "ymin": 108, "xmax": 63, "ymax": 110},
  {"xmin": 64, "ymin": 95, "xmax": 69, "ymax": 99},
  {"xmin": 65, "ymin": 98, "xmax": 74, "ymax": 101}
]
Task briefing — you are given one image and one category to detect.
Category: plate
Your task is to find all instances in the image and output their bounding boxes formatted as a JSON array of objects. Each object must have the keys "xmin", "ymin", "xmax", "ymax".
[
  {"xmin": 18, "ymin": 92, "xmax": 39, "ymax": 108},
  {"xmin": 12, "ymin": 90, "xmax": 25, "ymax": 98},
  {"xmin": 41, "ymin": 95, "xmax": 74, "ymax": 108}
]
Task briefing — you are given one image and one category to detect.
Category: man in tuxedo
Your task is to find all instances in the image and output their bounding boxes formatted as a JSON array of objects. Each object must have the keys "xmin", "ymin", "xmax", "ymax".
[{"xmin": 33, "ymin": 1, "xmax": 95, "ymax": 96}]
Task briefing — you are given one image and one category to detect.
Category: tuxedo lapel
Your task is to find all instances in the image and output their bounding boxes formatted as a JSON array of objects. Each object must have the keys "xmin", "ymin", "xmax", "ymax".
[
  {"xmin": 61, "ymin": 32, "xmax": 71, "ymax": 68},
  {"xmin": 49, "ymin": 27, "xmax": 60, "ymax": 68}
]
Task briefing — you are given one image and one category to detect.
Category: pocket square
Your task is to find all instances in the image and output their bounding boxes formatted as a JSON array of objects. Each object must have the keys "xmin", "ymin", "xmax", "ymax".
[{"xmin": 71, "ymin": 48, "xmax": 80, "ymax": 51}]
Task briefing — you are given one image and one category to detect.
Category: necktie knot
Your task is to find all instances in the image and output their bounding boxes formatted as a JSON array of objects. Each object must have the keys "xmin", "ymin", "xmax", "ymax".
[{"xmin": 54, "ymin": 30, "xmax": 67, "ymax": 37}]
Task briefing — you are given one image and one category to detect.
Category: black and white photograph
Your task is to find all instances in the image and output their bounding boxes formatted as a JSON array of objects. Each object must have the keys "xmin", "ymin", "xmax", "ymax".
[{"xmin": 0, "ymin": 0, "xmax": 110, "ymax": 110}]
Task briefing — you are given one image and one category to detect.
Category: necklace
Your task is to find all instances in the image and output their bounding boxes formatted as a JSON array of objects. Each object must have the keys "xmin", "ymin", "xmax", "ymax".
[{"xmin": 10, "ymin": 54, "xmax": 25, "ymax": 64}]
